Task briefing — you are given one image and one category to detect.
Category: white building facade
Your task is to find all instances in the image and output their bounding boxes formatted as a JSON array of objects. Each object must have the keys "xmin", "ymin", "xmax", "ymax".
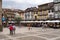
[
  {"xmin": 24, "ymin": 12, "xmax": 34, "ymax": 21},
  {"xmin": 53, "ymin": 0, "xmax": 60, "ymax": 19}
]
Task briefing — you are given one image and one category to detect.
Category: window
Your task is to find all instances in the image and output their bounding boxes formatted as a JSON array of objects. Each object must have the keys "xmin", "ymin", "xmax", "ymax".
[
  {"xmin": 38, "ymin": 12, "xmax": 42, "ymax": 15},
  {"xmin": 28, "ymin": 14, "xmax": 30, "ymax": 17},
  {"xmin": 38, "ymin": 12, "xmax": 40, "ymax": 14},
  {"xmin": 31, "ymin": 14, "xmax": 33, "ymax": 19},
  {"xmin": 55, "ymin": 14, "xmax": 58, "ymax": 18},
  {"xmin": 58, "ymin": 3, "xmax": 60, "ymax": 10},
  {"xmin": 49, "ymin": 10, "xmax": 50, "ymax": 13},
  {"xmin": 25, "ymin": 13, "xmax": 31, "ymax": 20},
  {"xmin": 49, "ymin": 15, "xmax": 52, "ymax": 18},
  {"xmin": 55, "ymin": 6, "xmax": 58, "ymax": 11},
  {"xmin": 25, "ymin": 14, "xmax": 27, "ymax": 19},
  {"xmin": 52, "ymin": 9, "xmax": 54, "ymax": 12},
  {"xmin": 27, "ymin": 14, "xmax": 30, "ymax": 19},
  {"xmin": 58, "ymin": 14, "xmax": 60, "ymax": 18},
  {"xmin": 54, "ymin": 3, "xmax": 60, "ymax": 11},
  {"xmin": 48, "ymin": 10, "xmax": 52, "ymax": 13}
]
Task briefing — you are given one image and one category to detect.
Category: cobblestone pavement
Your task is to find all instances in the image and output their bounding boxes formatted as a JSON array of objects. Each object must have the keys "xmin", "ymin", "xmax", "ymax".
[{"xmin": 0, "ymin": 27, "xmax": 60, "ymax": 40}]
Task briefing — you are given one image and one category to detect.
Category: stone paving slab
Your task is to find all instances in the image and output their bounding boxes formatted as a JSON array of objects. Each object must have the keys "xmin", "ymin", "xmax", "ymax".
[
  {"xmin": 37, "ymin": 31, "xmax": 52, "ymax": 34},
  {"xmin": 0, "ymin": 39, "xmax": 13, "ymax": 40},
  {"xmin": 48, "ymin": 31, "xmax": 60, "ymax": 36},
  {"xmin": 56, "ymin": 38, "xmax": 60, "ymax": 40},
  {"xmin": 7, "ymin": 33, "xmax": 26, "ymax": 37},
  {"xmin": 17, "ymin": 36, "xmax": 46, "ymax": 40},
  {"xmin": 24, "ymin": 32, "xmax": 37, "ymax": 35},
  {"xmin": 50, "ymin": 32, "xmax": 60, "ymax": 36},
  {"xmin": 38, "ymin": 34, "xmax": 58, "ymax": 38},
  {"xmin": 0, "ymin": 35, "xmax": 8, "ymax": 39}
]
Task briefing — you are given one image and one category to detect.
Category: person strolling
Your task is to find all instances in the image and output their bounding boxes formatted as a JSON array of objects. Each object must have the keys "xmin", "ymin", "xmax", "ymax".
[
  {"xmin": 12, "ymin": 24, "xmax": 16, "ymax": 34},
  {"xmin": 9, "ymin": 24, "xmax": 13, "ymax": 35}
]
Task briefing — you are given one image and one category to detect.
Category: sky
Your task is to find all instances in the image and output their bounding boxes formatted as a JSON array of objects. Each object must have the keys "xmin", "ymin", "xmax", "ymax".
[{"xmin": 2, "ymin": 0, "xmax": 53, "ymax": 10}]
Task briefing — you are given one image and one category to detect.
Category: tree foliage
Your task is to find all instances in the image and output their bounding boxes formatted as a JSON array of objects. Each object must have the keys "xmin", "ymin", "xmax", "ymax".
[{"xmin": 15, "ymin": 17, "xmax": 22, "ymax": 26}]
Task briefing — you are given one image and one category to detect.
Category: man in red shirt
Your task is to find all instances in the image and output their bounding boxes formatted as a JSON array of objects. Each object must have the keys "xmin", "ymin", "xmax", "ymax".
[{"xmin": 9, "ymin": 24, "xmax": 13, "ymax": 35}]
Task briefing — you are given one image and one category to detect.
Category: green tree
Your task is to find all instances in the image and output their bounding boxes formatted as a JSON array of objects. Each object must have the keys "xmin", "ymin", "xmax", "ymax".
[{"xmin": 15, "ymin": 17, "xmax": 22, "ymax": 26}]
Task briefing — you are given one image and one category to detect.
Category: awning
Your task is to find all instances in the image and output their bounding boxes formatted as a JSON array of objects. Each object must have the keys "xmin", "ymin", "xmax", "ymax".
[
  {"xmin": 44, "ymin": 20, "xmax": 60, "ymax": 22},
  {"xmin": 20, "ymin": 20, "xmax": 60, "ymax": 23},
  {"xmin": 20, "ymin": 21, "xmax": 45, "ymax": 23}
]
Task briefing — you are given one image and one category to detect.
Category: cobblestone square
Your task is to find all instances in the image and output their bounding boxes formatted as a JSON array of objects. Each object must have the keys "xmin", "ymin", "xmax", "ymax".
[{"xmin": 0, "ymin": 27, "xmax": 60, "ymax": 40}]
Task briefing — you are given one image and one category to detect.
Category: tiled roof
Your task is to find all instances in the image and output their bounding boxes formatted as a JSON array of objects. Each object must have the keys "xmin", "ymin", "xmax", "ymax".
[
  {"xmin": 38, "ymin": 2, "xmax": 54, "ymax": 11},
  {"xmin": 25, "ymin": 7, "xmax": 38, "ymax": 12}
]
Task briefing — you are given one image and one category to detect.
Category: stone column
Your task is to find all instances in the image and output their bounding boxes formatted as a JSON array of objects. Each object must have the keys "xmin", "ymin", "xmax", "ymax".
[{"xmin": 0, "ymin": 0, "xmax": 2, "ymax": 31}]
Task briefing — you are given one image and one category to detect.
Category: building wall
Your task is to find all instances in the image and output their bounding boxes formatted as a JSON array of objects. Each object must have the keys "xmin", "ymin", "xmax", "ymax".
[
  {"xmin": 48, "ymin": 12, "xmax": 54, "ymax": 18},
  {"xmin": 54, "ymin": 2, "xmax": 60, "ymax": 19},
  {"xmin": 24, "ymin": 12, "xmax": 34, "ymax": 20},
  {"xmin": 38, "ymin": 2, "xmax": 55, "ymax": 20},
  {"xmin": 25, "ymin": 12, "xmax": 30, "ymax": 20},
  {"xmin": 5, "ymin": 11, "xmax": 15, "ymax": 23},
  {"xmin": 2, "ymin": 9, "xmax": 24, "ymax": 24},
  {"xmin": 54, "ymin": 3, "xmax": 60, "ymax": 11},
  {"xmin": 19, "ymin": 12, "xmax": 25, "ymax": 20},
  {"xmin": 37, "ymin": 10, "xmax": 48, "ymax": 20},
  {"xmin": 54, "ymin": 12, "xmax": 60, "ymax": 19},
  {"xmin": 48, "ymin": 9, "xmax": 55, "ymax": 19},
  {"xmin": 2, "ymin": 9, "xmax": 16, "ymax": 24}
]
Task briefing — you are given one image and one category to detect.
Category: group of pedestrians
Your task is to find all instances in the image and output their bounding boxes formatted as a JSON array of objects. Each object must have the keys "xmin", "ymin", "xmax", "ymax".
[
  {"xmin": 8, "ymin": 24, "xmax": 16, "ymax": 35},
  {"xmin": 8, "ymin": 23, "xmax": 32, "ymax": 35}
]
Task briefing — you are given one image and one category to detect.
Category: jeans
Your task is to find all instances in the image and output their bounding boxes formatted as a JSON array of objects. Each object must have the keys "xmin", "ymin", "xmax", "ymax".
[{"xmin": 10, "ymin": 30, "xmax": 13, "ymax": 35}]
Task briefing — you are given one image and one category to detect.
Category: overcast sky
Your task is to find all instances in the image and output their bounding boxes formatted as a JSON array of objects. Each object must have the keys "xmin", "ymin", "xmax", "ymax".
[{"xmin": 2, "ymin": 0, "xmax": 53, "ymax": 10}]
